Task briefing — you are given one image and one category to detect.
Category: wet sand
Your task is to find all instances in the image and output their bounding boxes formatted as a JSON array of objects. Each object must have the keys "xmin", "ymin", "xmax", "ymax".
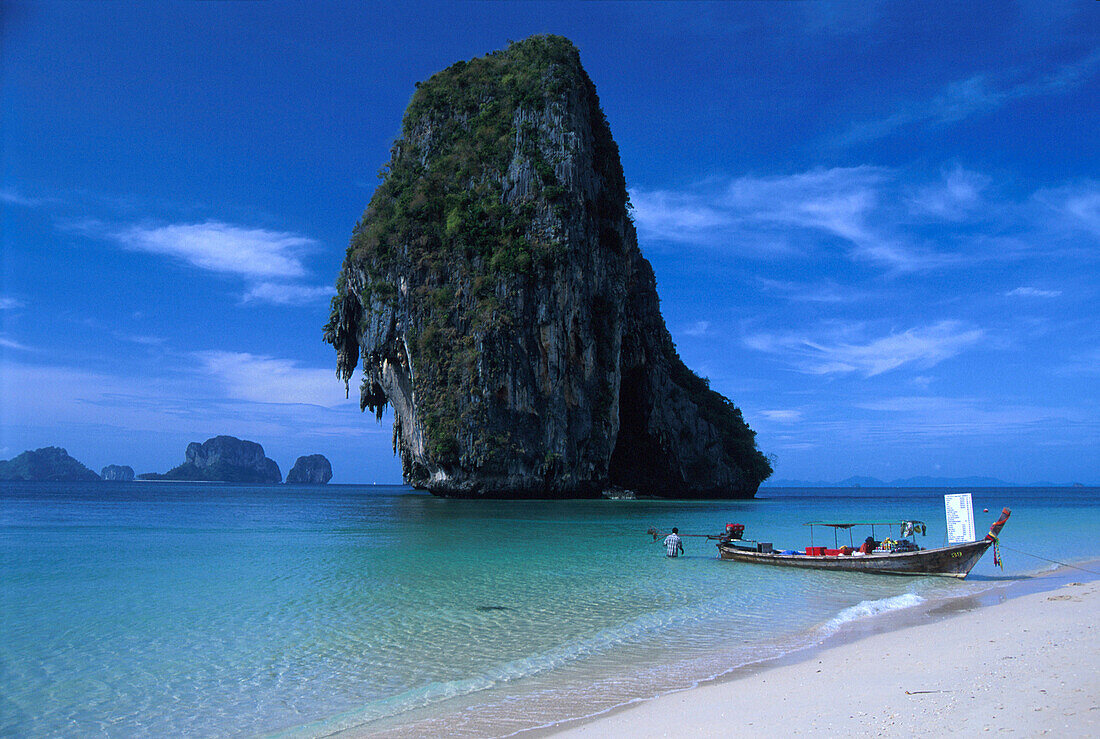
[{"xmin": 546, "ymin": 577, "xmax": 1099, "ymax": 737}]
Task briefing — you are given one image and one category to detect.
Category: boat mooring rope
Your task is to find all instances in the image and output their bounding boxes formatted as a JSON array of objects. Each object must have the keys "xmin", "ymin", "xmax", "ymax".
[{"xmin": 997, "ymin": 544, "xmax": 1100, "ymax": 576}]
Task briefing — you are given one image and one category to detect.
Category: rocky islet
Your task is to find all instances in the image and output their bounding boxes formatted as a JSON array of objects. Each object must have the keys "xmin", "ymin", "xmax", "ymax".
[
  {"xmin": 325, "ymin": 35, "xmax": 771, "ymax": 498},
  {"xmin": 286, "ymin": 455, "xmax": 334, "ymax": 484},
  {"xmin": 0, "ymin": 447, "xmax": 102, "ymax": 482},
  {"xmin": 138, "ymin": 436, "xmax": 283, "ymax": 483},
  {"xmin": 1, "ymin": 439, "xmax": 331, "ymax": 485},
  {"xmin": 100, "ymin": 464, "xmax": 135, "ymax": 482}
]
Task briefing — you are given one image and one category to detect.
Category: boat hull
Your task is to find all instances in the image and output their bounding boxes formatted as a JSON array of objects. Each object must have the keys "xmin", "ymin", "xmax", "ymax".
[{"xmin": 717, "ymin": 539, "xmax": 994, "ymax": 578}]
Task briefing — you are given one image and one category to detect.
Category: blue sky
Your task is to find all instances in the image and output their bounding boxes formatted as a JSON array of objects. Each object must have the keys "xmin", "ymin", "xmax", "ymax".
[{"xmin": 2, "ymin": 1, "xmax": 1097, "ymax": 484}]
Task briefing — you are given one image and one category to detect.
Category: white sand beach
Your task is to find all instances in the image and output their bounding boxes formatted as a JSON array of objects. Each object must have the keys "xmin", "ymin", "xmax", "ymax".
[{"xmin": 548, "ymin": 578, "xmax": 1099, "ymax": 737}]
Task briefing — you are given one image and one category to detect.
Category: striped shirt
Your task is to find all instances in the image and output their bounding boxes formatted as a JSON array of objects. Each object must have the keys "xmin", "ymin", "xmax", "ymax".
[{"xmin": 664, "ymin": 533, "xmax": 683, "ymax": 557}]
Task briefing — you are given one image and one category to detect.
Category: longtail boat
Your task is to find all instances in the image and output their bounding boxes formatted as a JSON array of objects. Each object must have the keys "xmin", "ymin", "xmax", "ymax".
[{"xmin": 713, "ymin": 508, "xmax": 1011, "ymax": 578}]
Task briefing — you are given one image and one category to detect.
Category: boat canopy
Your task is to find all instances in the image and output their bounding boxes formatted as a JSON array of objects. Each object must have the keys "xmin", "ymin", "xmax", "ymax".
[{"xmin": 804, "ymin": 520, "xmax": 928, "ymax": 539}]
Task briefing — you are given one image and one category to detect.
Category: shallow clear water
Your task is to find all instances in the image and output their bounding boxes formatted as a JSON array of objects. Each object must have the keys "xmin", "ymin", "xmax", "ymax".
[{"xmin": 1, "ymin": 483, "xmax": 1096, "ymax": 737}]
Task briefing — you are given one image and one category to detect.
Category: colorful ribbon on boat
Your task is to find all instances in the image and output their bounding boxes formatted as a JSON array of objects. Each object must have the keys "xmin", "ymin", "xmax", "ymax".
[{"xmin": 991, "ymin": 535, "xmax": 1003, "ymax": 569}]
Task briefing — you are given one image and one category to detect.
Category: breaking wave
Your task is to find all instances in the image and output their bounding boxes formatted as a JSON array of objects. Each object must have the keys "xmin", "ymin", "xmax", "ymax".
[{"xmin": 819, "ymin": 593, "xmax": 925, "ymax": 634}]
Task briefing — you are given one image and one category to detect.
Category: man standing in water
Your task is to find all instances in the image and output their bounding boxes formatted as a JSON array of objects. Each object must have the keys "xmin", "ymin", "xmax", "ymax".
[{"xmin": 664, "ymin": 528, "xmax": 684, "ymax": 558}]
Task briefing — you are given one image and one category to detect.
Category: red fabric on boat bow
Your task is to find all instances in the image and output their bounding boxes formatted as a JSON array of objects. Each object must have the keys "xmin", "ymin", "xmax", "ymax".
[{"xmin": 984, "ymin": 508, "xmax": 1011, "ymax": 541}]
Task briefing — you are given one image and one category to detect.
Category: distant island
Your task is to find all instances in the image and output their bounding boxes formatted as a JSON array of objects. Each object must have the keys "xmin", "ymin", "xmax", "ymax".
[
  {"xmin": 286, "ymin": 455, "xmax": 333, "ymax": 484},
  {"xmin": 324, "ymin": 35, "xmax": 770, "ymax": 499},
  {"xmin": 138, "ymin": 436, "xmax": 283, "ymax": 483},
  {"xmin": 134, "ymin": 436, "xmax": 334, "ymax": 485},
  {"xmin": 101, "ymin": 464, "xmax": 135, "ymax": 482},
  {"xmin": 0, "ymin": 439, "xmax": 334, "ymax": 485},
  {"xmin": 0, "ymin": 447, "xmax": 101, "ymax": 481}
]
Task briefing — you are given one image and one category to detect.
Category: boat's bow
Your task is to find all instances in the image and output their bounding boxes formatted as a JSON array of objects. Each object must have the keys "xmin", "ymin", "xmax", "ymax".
[{"xmin": 986, "ymin": 507, "xmax": 1011, "ymax": 540}]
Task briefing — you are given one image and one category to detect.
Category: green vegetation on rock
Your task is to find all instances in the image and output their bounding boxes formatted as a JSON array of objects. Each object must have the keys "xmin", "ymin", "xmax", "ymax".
[
  {"xmin": 0, "ymin": 447, "xmax": 101, "ymax": 482},
  {"xmin": 138, "ymin": 436, "xmax": 282, "ymax": 484},
  {"xmin": 325, "ymin": 35, "xmax": 770, "ymax": 498},
  {"xmin": 327, "ymin": 35, "xmax": 627, "ymax": 466}
]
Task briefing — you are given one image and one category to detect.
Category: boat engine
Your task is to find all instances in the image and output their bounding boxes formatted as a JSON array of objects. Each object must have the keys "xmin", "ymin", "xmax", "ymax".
[{"xmin": 725, "ymin": 523, "xmax": 745, "ymax": 540}]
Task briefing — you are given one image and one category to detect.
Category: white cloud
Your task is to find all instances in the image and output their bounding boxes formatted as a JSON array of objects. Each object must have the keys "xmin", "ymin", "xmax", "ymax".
[
  {"xmin": 69, "ymin": 316, "xmax": 166, "ymax": 347},
  {"xmin": 628, "ymin": 190, "xmax": 733, "ymax": 242},
  {"xmin": 754, "ymin": 277, "xmax": 867, "ymax": 304},
  {"xmin": 632, "ymin": 166, "xmax": 948, "ymax": 270},
  {"xmin": 745, "ymin": 320, "xmax": 984, "ymax": 377},
  {"xmin": 760, "ymin": 410, "xmax": 802, "ymax": 423},
  {"xmin": 1055, "ymin": 347, "xmax": 1100, "ymax": 377},
  {"xmin": 724, "ymin": 168, "xmax": 886, "ymax": 248},
  {"xmin": 242, "ymin": 282, "xmax": 333, "ymax": 306},
  {"xmin": 110, "ymin": 221, "xmax": 315, "ymax": 280},
  {"xmin": 841, "ymin": 49, "xmax": 1100, "ymax": 144},
  {"xmin": 632, "ymin": 166, "xmax": 1100, "ymax": 275},
  {"xmin": 119, "ymin": 333, "xmax": 165, "ymax": 346},
  {"xmin": 0, "ymin": 296, "xmax": 25, "ymax": 310},
  {"xmin": 93, "ymin": 219, "xmax": 334, "ymax": 306},
  {"xmin": 0, "ymin": 358, "xmax": 387, "ymax": 475},
  {"xmin": 1005, "ymin": 287, "xmax": 1062, "ymax": 298},
  {"xmin": 681, "ymin": 320, "xmax": 710, "ymax": 337},
  {"xmin": 1035, "ymin": 181, "xmax": 1100, "ymax": 240},
  {"xmin": 0, "ymin": 188, "xmax": 51, "ymax": 208},
  {"xmin": 3, "ymin": 355, "xmax": 366, "ymax": 428},
  {"xmin": 906, "ymin": 165, "xmax": 990, "ymax": 221},
  {"xmin": 925, "ymin": 74, "xmax": 1005, "ymax": 123},
  {"xmin": 0, "ymin": 336, "xmax": 29, "ymax": 351},
  {"xmin": 194, "ymin": 351, "xmax": 351, "ymax": 408},
  {"xmin": 1063, "ymin": 189, "xmax": 1100, "ymax": 237},
  {"xmin": 853, "ymin": 394, "xmax": 1090, "ymax": 437}
]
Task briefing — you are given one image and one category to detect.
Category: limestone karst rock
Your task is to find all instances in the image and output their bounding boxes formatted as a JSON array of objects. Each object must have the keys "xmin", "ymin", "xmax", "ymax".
[
  {"xmin": 325, "ymin": 35, "xmax": 771, "ymax": 498},
  {"xmin": 0, "ymin": 447, "xmax": 101, "ymax": 482},
  {"xmin": 286, "ymin": 455, "xmax": 333, "ymax": 484},
  {"xmin": 139, "ymin": 436, "xmax": 282, "ymax": 483},
  {"xmin": 101, "ymin": 464, "xmax": 135, "ymax": 482}
]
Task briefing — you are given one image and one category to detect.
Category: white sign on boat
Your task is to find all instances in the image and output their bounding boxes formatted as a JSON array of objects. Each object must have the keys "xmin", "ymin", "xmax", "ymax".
[{"xmin": 944, "ymin": 493, "xmax": 976, "ymax": 543}]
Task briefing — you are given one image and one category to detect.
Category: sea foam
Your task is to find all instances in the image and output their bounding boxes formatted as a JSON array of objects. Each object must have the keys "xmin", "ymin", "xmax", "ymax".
[{"xmin": 820, "ymin": 592, "xmax": 924, "ymax": 634}]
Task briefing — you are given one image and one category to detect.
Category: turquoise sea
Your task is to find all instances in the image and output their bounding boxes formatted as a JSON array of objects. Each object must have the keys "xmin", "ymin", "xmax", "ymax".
[{"xmin": 2, "ymin": 483, "xmax": 1097, "ymax": 737}]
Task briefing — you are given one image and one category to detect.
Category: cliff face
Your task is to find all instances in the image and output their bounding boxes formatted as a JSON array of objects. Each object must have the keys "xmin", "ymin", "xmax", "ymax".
[
  {"xmin": 326, "ymin": 35, "xmax": 771, "ymax": 498},
  {"xmin": 286, "ymin": 455, "xmax": 333, "ymax": 484}
]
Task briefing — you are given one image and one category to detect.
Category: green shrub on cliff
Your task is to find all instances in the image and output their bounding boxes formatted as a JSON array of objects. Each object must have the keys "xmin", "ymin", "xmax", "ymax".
[
  {"xmin": 331, "ymin": 36, "xmax": 627, "ymax": 460},
  {"xmin": 325, "ymin": 35, "xmax": 770, "ymax": 496},
  {"xmin": 666, "ymin": 351, "xmax": 774, "ymax": 482},
  {"xmin": 344, "ymin": 35, "xmax": 624, "ymax": 281}
]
